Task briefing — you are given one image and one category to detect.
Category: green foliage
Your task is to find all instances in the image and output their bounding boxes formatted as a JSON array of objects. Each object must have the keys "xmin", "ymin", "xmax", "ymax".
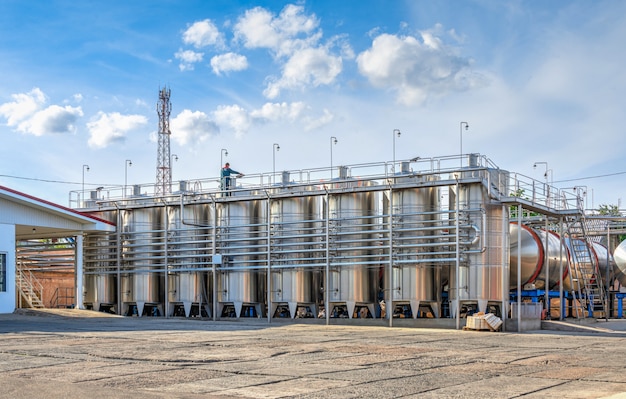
[{"xmin": 598, "ymin": 204, "xmax": 621, "ymax": 216}]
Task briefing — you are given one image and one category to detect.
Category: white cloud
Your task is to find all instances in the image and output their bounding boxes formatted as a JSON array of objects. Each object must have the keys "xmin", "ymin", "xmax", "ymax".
[
  {"xmin": 264, "ymin": 46, "xmax": 342, "ymax": 98},
  {"xmin": 356, "ymin": 31, "xmax": 485, "ymax": 105},
  {"xmin": 182, "ymin": 19, "xmax": 223, "ymax": 48},
  {"xmin": 303, "ymin": 108, "xmax": 334, "ymax": 131},
  {"xmin": 87, "ymin": 112, "xmax": 147, "ymax": 149},
  {"xmin": 170, "ymin": 109, "xmax": 219, "ymax": 146},
  {"xmin": 0, "ymin": 88, "xmax": 46, "ymax": 127},
  {"xmin": 174, "ymin": 49, "xmax": 204, "ymax": 71},
  {"xmin": 213, "ymin": 104, "xmax": 251, "ymax": 138},
  {"xmin": 27, "ymin": 105, "xmax": 83, "ymax": 136},
  {"xmin": 210, "ymin": 52, "xmax": 248, "ymax": 75},
  {"xmin": 234, "ymin": 4, "xmax": 320, "ymax": 57},
  {"xmin": 0, "ymin": 88, "xmax": 83, "ymax": 135},
  {"xmin": 250, "ymin": 102, "xmax": 306, "ymax": 121}
]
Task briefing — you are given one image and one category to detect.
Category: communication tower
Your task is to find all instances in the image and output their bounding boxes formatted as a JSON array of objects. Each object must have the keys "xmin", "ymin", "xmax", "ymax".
[{"xmin": 155, "ymin": 86, "xmax": 172, "ymax": 195}]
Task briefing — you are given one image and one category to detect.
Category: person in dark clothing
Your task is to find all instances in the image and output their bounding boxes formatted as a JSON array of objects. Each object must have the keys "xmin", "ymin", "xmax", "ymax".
[{"xmin": 220, "ymin": 162, "xmax": 243, "ymax": 194}]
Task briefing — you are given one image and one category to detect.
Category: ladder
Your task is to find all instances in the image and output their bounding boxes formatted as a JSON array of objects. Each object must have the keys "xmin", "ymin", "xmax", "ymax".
[
  {"xmin": 566, "ymin": 216, "xmax": 608, "ymax": 319},
  {"xmin": 16, "ymin": 267, "xmax": 45, "ymax": 309}
]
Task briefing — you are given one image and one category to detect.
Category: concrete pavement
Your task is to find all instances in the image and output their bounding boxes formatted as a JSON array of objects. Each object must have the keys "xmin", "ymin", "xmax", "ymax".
[{"xmin": 1, "ymin": 309, "xmax": 626, "ymax": 398}]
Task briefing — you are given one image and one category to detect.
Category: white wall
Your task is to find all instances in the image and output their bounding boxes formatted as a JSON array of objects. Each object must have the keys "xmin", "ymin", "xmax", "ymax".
[{"xmin": 0, "ymin": 223, "xmax": 15, "ymax": 314}]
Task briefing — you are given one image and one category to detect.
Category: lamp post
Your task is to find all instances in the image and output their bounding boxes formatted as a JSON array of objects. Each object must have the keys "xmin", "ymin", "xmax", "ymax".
[
  {"xmin": 273, "ymin": 143, "xmax": 280, "ymax": 185},
  {"xmin": 220, "ymin": 148, "xmax": 228, "ymax": 171},
  {"xmin": 392, "ymin": 129, "xmax": 401, "ymax": 173},
  {"xmin": 460, "ymin": 122, "xmax": 469, "ymax": 167},
  {"xmin": 124, "ymin": 160, "xmax": 132, "ymax": 198},
  {"xmin": 330, "ymin": 136, "xmax": 338, "ymax": 179},
  {"xmin": 82, "ymin": 164, "xmax": 89, "ymax": 207}
]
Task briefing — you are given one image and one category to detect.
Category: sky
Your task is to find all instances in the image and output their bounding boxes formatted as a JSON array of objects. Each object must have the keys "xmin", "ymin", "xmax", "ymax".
[{"xmin": 1, "ymin": 0, "xmax": 625, "ymax": 209}]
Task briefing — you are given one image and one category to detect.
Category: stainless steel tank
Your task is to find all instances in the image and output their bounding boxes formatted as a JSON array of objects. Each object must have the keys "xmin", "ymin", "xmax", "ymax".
[
  {"xmin": 167, "ymin": 202, "xmax": 211, "ymax": 317},
  {"xmin": 216, "ymin": 198, "xmax": 263, "ymax": 317},
  {"xmin": 385, "ymin": 176, "xmax": 440, "ymax": 318},
  {"xmin": 589, "ymin": 241, "xmax": 616, "ymax": 285},
  {"xmin": 327, "ymin": 179, "xmax": 379, "ymax": 318},
  {"xmin": 449, "ymin": 171, "xmax": 508, "ymax": 314},
  {"xmin": 613, "ymin": 240, "xmax": 626, "ymax": 286},
  {"xmin": 509, "ymin": 223, "xmax": 570, "ymax": 290},
  {"xmin": 84, "ymin": 274, "xmax": 116, "ymax": 311},
  {"xmin": 120, "ymin": 206, "xmax": 162, "ymax": 316},
  {"xmin": 269, "ymin": 193, "xmax": 320, "ymax": 318}
]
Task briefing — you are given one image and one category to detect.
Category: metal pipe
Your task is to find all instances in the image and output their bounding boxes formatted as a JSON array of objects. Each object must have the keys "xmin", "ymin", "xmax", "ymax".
[
  {"xmin": 265, "ymin": 191, "xmax": 272, "ymax": 323},
  {"xmin": 388, "ymin": 184, "xmax": 394, "ymax": 327},
  {"xmin": 540, "ymin": 216, "xmax": 550, "ymax": 319},
  {"xmin": 517, "ymin": 203, "xmax": 522, "ymax": 333},
  {"xmin": 325, "ymin": 190, "xmax": 330, "ymax": 325},
  {"xmin": 559, "ymin": 217, "xmax": 564, "ymax": 320},
  {"xmin": 455, "ymin": 176, "xmax": 460, "ymax": 330}
]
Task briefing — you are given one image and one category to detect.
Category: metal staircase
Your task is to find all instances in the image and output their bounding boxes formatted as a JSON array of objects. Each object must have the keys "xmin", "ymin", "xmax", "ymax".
[
  {"xmin": 566, "ymin": 216, "xmax": 608, "ymax": 319},
  {"xmin": 16, "ymin": 266, "xmax": 45, "ymax": 309}
]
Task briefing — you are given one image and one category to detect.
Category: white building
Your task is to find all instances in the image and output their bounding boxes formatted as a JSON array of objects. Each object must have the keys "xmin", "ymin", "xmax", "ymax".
[{"xmin": 0, "ymin": 185, "xmax": 115, "ymax": 313}]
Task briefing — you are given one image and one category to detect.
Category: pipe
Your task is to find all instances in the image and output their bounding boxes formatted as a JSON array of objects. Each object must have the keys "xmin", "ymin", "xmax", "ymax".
[
  {"xmin": 517, "ymin": 203, "xmax": 522, "ymax": 333},
  {"xmin": 388, "ymin": 184, "xmax": 394, "ymax": 328},
  {"xmin": 455, "ymin": 176, "xmax": 460, "ymax": 330},
  {"xmin": 325, "ymin": 190, "xmax": 330, "ymax": 325}
]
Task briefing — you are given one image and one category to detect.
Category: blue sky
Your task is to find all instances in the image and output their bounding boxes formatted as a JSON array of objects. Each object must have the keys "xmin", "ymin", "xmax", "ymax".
[{"xmin": 1, "ymin": 0, "xmax": 625, "ymax": 208}]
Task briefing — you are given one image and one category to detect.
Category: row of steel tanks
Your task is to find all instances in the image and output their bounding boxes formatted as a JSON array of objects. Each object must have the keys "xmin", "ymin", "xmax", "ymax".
[
  {"xmin": 509, "ymin": 223, "xmax": 620, "ymax": 292},
  {"xmin": 82, "ymin": 166, "xmax": 524, "ymax": 320}
]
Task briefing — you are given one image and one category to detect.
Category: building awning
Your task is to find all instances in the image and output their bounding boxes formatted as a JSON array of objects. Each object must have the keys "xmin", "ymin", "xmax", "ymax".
[{"xmin": 0, "ymin": 185, "xmax": 116, "ymax": 239}]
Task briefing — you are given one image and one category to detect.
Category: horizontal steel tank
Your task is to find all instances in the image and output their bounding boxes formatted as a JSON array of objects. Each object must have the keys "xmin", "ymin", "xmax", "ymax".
[
  {"xmin": 269, "ymin": 190, "xmax": 321, "ymax": 318},
  {"xmin": 589, "ymin": 241, "xmax": 616, "ymax": 285},
  {"xmin": 120, "ymin": 206, "xmax": 163, "ymax": 316},
  {"xmin": 327, "ymin": 178, "xmax": 379, "ymax": 318},
  {"xmin": 217, "ymin": 198, "xmax": 264, "ymax": 317},
  {"xmin": 386, "ymin": 173, "xmax": 440, "ymax": 318},
  {"xmin": 167, "ymin": 202, "xmax": 211, "ymax": 317},
  {"xmin": 509, "ymin": 223, "xmax": 570, "ymax": 290},
  {"xmin": 613, "ymin": 240, "xmax": 626, "ymax": 286}
]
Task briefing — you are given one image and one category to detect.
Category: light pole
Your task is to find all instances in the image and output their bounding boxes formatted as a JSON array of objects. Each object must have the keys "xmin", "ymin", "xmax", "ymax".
[
  {"xmin": 392, "ymin": 129, "xmax": 401, "ymax": 173},
  {"xmin": 124, "ymin": 160, "xmax": 132, "ymax": 198},
  {"xmin": 460, "ymin": 122, "xmax": 469, "ymax": 167},
  {"xmin": 330, "ymin": 136, "xmax": 338, "ymax": 179},
  {"xmin": 82, "ymin": 164, "xmax": 89, "ymax": 207},
  {"xmin": 273, "ymin": 143, "xmax": 280, "ymax": 185},
  {"xmin": 220, "ymin": 148, "xmax": 228, "ymax": 171}
]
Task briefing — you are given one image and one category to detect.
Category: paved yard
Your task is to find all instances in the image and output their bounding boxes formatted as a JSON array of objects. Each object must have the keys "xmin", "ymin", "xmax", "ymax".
[{"xmin": 0, "ymin": 310, "xmax": 625, "ymax": 398}]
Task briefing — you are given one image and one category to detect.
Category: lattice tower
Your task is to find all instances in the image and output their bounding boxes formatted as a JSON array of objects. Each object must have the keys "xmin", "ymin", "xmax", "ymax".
[{"xmin": 155, "ymin": 86, "xmax": 172, "ymax": 195}]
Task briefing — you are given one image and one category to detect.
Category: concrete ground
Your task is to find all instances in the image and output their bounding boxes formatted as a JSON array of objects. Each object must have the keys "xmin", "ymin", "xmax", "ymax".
[{"xmin": 1, "ymin": 310, "xmax": 626, "ymax": 399}]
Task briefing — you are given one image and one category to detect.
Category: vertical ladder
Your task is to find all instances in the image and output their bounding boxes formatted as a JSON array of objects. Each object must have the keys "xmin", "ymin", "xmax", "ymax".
[{"xmin": 566, "ymin": 217, "xmax": 608, "ymax": 319}]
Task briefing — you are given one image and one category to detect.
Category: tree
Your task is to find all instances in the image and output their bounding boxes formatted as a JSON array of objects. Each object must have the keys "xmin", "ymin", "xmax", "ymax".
[{"xmin": 598, "ymin": 204, "xmax": 621, "ymax": 216}]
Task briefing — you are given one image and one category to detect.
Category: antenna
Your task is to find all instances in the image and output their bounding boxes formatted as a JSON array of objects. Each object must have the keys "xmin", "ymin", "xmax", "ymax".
[{"xmin": 155, "ymin": 86, "xmax": 172, "ymax": 195}]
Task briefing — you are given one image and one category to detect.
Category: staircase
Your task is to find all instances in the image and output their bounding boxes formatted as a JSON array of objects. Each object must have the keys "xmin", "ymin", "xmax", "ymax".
[
  {"xmin": 16, "ymin": 267, "xmax": 45, "ymax": 309},
  {"xmin": 566, "ymin": 216, "xmax": 608, "ymax": 320}
]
